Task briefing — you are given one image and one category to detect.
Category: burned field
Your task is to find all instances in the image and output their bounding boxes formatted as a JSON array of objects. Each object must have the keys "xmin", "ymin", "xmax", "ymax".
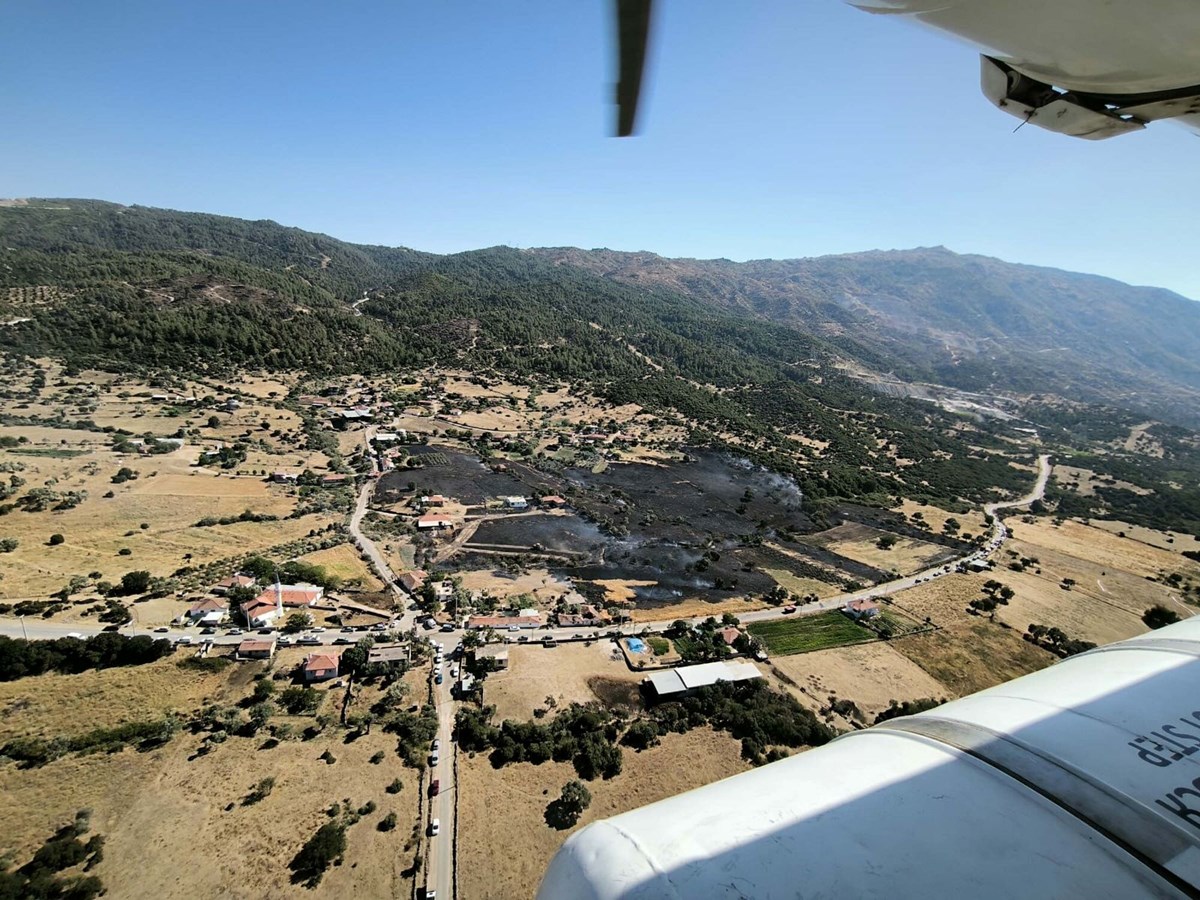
[{"xmin": 377, "ymin": 446, "xmax": 951, "ymax": 612}]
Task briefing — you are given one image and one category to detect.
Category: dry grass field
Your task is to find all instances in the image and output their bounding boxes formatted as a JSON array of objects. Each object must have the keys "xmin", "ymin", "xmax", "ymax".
[
  {"xmin": 993, "ymin": 538, "xmax": 1184, "ymax": 645},
  {"xmin": 0, "ymin": 364, "xmax": 345, "ymax": 599},
  {"xmin": 1086, "ymin": 519, "xmax": 1200, "ymax": 554},
  {"xmin": 0, "ymin": 658, "xmax": 423, "ymax": 900},
  {"xmin": 864, "ymin": 575, "xmax": 1053, "ymax": 695},
  {"xmin": 1009, "ymin": 519, "xmax": 1199, "ymax": 580},
  {"xmin": 627, "ymin": 594, "xmax": 767, "ymax": 623},
  {"xmin": 300, "ymin": 542, "xmax": 385, "ymax": 592},
  {"xmin": 0, "ymin": 656, "xmax": 252, "ymax": 741},
  {"xmin": 893, "ymin": 500, "xmax": 988, "ymax": 538},
  {"xmin": 761, "ymin": 567, "xmax": 841, "ymax": 599},
  {"xmin": 895, "ymin": 620, "xmax": 1052, "ymax": 696},
  {"xmin": 457, "ymin": 727, "xmax": 751, "ymax": 900},
  {"xmin": 805, "ymin": 522, "xmax": 955, "ymax": 576},
  {"xmin": 768, "ymin": 641, "xmax": 947, "ymax": 720},
  {"xmin": 456, "ymin": 568, "xmax": 575, "ymax": 607},
  {"xmin": 481, "ymin": 642, "xmax": 641, "ymax": 722}
]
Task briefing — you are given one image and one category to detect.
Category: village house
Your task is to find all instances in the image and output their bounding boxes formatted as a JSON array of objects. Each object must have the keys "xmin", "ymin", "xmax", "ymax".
[
  {"xmin": 503, "ymin": 496, "xmax": 529, "ymax": 510},
  {"xmin": 303, "ymin": 652, "xmax": 340, "ymax": 682},
  {"xmin": 844, "ymin": 598, "xmax": 881, "ymax": 620},
  {"xmin": 719, "ymin": 626, "xmax": 742, "ymax": 647},
  {"xmin": 540, "ymin": 495, "xmax": 567, "ymax": 509},
  {"xmin": 240, "ymin": 598, "xmax": 283, "ymax": 628},
  {"xmin": 236, "ymin": 638, "xmax": 276, "ymax": 661},
  {"xmin": 399, "ymin": 570, "xmax": 428, "ymax": 593},
  {"xmin": 271, "ymin": 471, "xmax": 299, "ymax": 484},
  {"xmin": 320, "ymin": 473, "xmax": 350, "ymax": 486},
  {"xmin": 466, "ymin": 612, "xmax": 543, "ymax": 630},
  {"xmin": 417, "ymin": 513, "xmax": 454, "ymax": 530},
  {"xmin": 212, "ymin": 573, "xmax": 257, "ymax": 595},
  {"xmin": 557, "ymin": 603, "xmax": 608, "ymax": 628},
  {"xmin": 420, "ymin": 494, "xmax": 449, "ymax": 507},
  {"xmin": 473, "ymin": 644, "xmax": 510, "ymax": 669},
  {"xmin": 186, "ymin": 597, "xmax": 229, "ymax": 626},
  {"xmin": 251, "ymin": 584, "xmax": 324, "ymax": 608},
  {"xmin": 366, "ymin": 643, "xmax": 409, "ymax": 666}
]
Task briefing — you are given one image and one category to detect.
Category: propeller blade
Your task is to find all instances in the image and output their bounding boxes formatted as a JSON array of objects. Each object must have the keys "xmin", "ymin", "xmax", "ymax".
[{"xmin": 615, "ymin": 0, "xmax": 653, "ymax": 136}]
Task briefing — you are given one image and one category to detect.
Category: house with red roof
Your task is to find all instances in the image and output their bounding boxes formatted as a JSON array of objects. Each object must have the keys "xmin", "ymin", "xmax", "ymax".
[{"xmin": 303, "ymin": 652, "xmax": 340, "ymax": 682}]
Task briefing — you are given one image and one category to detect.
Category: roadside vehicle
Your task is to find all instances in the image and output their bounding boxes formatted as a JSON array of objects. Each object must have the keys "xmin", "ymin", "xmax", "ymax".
[
  {"xmin": 782, "ymin": 606, "xmax": 797, "ymax": 614},
  {"xmin": 201, "ymin": 627, "xmax": 216, "ymax": 635},
  {"xmin": 429, "ymin": 779, "xmax": 440, "ymax": 796},
  {"xmin": 429, "ymin": 818, "xmax": 440, "ymax": 836},
  {"xmin": 154, "ymin": 627, "xmax": 169, "ymax": 633},
  {"xmin": 228, "ymin": 628, "xmax": 244, "ymax": 635},
  {"xmin": 440, "ymin": 623, "xmax": 455, "ymax": 632}
]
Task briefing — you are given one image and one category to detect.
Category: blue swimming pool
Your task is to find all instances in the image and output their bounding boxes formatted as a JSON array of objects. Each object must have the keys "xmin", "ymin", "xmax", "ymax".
[{"xmin": 626, "ymin": 637, "xmax": 647, "ymax": 653}]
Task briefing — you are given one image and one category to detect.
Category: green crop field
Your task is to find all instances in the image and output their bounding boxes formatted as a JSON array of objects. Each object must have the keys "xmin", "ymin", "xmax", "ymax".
[{"xmin": 748, "ymin": 611, "xmax": 875, "ymax": 656}]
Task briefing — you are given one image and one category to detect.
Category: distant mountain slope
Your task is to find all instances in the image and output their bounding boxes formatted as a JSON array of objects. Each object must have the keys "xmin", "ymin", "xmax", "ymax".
[{"xmin": 531, "ymin": 246, "xmax": 1200, "ymax": 425}]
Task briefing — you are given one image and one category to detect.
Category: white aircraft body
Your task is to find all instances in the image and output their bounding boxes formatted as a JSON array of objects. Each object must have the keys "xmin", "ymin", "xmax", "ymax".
[
  {"xmin": 540, "ymin": 616, "xmax": 1200, "ymax": 898},
  {"xmin": 851, "ymin": 0, "xmax": 1200, "ymax": 138}
]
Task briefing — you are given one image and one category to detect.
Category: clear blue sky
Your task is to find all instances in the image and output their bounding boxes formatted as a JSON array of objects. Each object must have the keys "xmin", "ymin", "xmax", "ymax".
[{"xmin": 2, "ymin": 0, "xmax": 1198, "ymax": 298}]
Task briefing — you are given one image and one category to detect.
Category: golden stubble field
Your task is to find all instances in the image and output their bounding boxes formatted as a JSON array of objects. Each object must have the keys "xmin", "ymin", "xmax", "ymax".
[
  {"xmin": 808, "ymin": 522, "xmax": 958, "ymax": 576},
  {"xmin": 768, "ymin": 641, "xmax": 948, "ymax": 722},
  {"xmin": 0, "ymin": 657, "xmax": 423, "ymax": 900},
  {"xmin": 457, "ymin": 727, "xmax": 751, "ymax": 900},
  {"xmin": 481, "ymin": 642, "xmax": 642, "ymax": 722},
  {"xmin": 0, "ymin": 448, "xmax": 331, "ymax": 598}
]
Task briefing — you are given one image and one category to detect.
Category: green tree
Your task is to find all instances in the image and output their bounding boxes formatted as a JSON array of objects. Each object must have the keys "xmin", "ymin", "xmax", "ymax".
[
  {"xmin": 116, "ymin": 570, "xmax": 152, "ymax": 595},
  {"xmin": 545, "ymin": 780, "xmax": 592, "ymax": 830},
  {"xmin": 283, "ymin": 611, "xmax": 313, "ymax": 633},
  {"xmin": 48, "ymin": 533, "xmax": 65, "ymax": 546},
  {"xmin": 1143, "ymin": 605, "xmax": 1182, "ymax": 629},
  {"xmin": 288, "ymin": 822, "xmax": 346, "ymax": 887}
]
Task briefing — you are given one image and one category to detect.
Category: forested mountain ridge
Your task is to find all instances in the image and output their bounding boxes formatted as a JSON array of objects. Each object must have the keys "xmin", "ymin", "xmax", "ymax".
[
  {"xmin": 531, "ymin": 246, "xmax": 1200, "ymax": 426},
  {"xmin": 0, "ymin": 198, "xmax": 1054, "ymax": 512}
]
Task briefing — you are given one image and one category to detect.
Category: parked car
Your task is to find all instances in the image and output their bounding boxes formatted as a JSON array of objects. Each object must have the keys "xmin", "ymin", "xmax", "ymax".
[
  {"xmin": 201, "ymin": 627, "xmax": 216, "ymax": 635},
  {"xmin": 422, "ymin": 888, "xmax": 436, "ymax": 900},
  {"xmin": 333, "ymin": 637, "xmax": 353, "ymax": 645},
  {"xmin": 371, "ymin": 622, "xmax": 388, "ymax": 631},
  {"xmin": 431, "ymin": 749, "xmax": 440, "ymax": 765},
  {"xmin": 432, "ymin": 739, "xmax": 440, "ymax": 752},
  {"xmin": 429, "ymin": 779, "xmax": 440, "ymax": 796},
  {"xmin": 340, "ymin": 626, "xmax": 355, "ymax": 633},
  {"xmin": 782, "ymin": 606, "xmax": 797, "ymax": 614},
  {"xmin": 228, "ymin": 628, "xmax": 244, "ymax": 635},
  {"xmin": 429, "ymin": 818, "xmax": 440, "ymax": 836},
  {"xmin": 154, "ymin": 627, "xmax": 170, "ymax": 633},
  {"xmin": 440, "ymin": 623, "xmax": 455, "ymax": 632},
  {"xmin": 258, "ymin": 628, "xmax": 274, "ymax": 635},
  {"xmin": 299, "ymin": 636, "xmax": 321, "ymax": 646},
  {"xmin": 310, "ymin": 626, "xmax": 326, "ymax": 633}
]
